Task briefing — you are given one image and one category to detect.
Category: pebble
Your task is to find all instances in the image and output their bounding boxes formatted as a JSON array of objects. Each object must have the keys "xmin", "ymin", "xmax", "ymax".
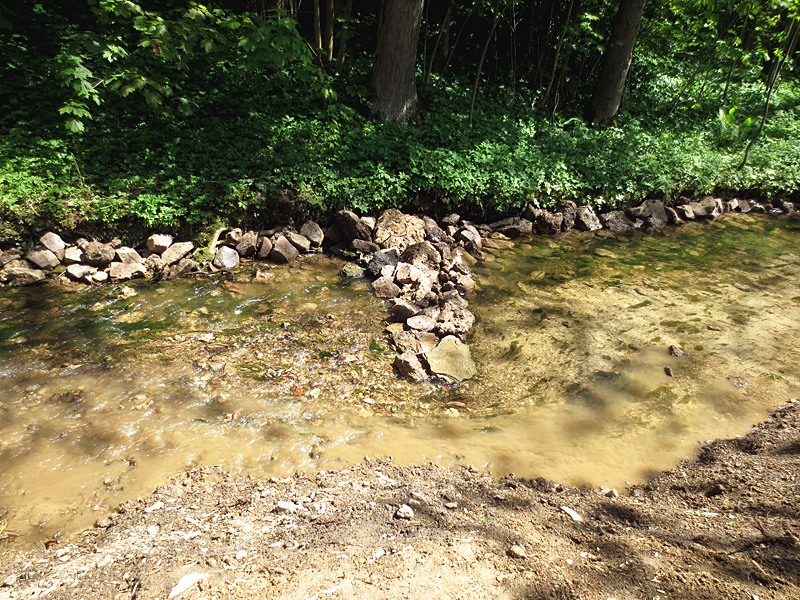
[
  {"xmin": 395, "ymin": 504, "xmax": 414, "ymax": 519},
  {"xmin": 560, "ymin": 506, "xmax": 583, "ymax": 522},
  {"xmin": 276, "ymin": 500, "xmax": 299, "ymax": 513},
  {"xmin": 507, "ymin": 544, "xmax": 527, "ymax": 559}
]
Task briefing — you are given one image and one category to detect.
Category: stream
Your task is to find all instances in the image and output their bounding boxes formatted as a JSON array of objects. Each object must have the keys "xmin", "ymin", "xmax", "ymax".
[{"xmin": 1, "ymin": 213, "xmax": 799, "ymax": 548}]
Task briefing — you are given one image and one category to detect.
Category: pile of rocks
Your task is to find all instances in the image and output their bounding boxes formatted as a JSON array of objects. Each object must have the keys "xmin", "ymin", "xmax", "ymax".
[
  {"xmin": 0, "ymin": 222, "xmax": 327, "ymax": 288},
  {"xmin": 1, "ymin": 195, "xmax": 797, "ymax": 383},
  {"xmin": 327, "ymin": 209, "xmax": 480, "ymax": 383}
]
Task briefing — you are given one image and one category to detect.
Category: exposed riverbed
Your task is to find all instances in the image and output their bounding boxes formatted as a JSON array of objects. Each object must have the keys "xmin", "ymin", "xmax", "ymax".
[{"xmin": 1, "ymin": 213, "xmax": 798, "ymax": 549}]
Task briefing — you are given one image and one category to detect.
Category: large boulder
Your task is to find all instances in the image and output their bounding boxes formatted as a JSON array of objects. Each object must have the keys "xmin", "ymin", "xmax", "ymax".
[
  {"xmin": 146, "ymin": 234, "xmax": 173, "ymax": 254},
  {"xmin": 1, "ymin": 260, "xmax": 46, "ymax": 285},
  {"xmin": 40, "ymin": 232, "xmax": 66, "ymax": 261},
  {"xmin": 373, "ymin": 209, "xmax": 426, "ymax": 251},
  {"xmin": 424, "ymin": 336, "xmax": 477, "ymax": 382},
  {"xmin": 400, "ymin": 241, "xmax": 442, "ymax": 271},
  {"xmin": 26, "ymin": 247, "xmax": 60, "ymax": 270},
  {"xmin": 285, "ymin": 231, "xmax": 312, "ymax": 254},
  {"xmin": 83, "ymin": 241, "xmax": 116, "ymax": 267},
  {"xmin": 299, "ymin": 220, "xmax": 324, "ymax": 247},
  {"xmin": 600, "ymin": 211, "xmax": 636, "ymax": 234},
  {"xmin": 161, "ymin": 241, "xmax": 194, "ymax": 266},
  {"xmin": 371, "ymin": 276, "xmax": 400, "ymax": 299},
  {"xmin": 556, "ymin": 200, "xmax": 578, "ymax": 231},
  {"xmin": 575, "ymin": 206, "xmax": 602, "ymax": 232},
  {"xmin": 269, "ymin": 235, "xmax": 299, "ymax": 264},
  {"xmin": 524, "ymin": 206, "xmax": 563, "ymax": 235},
  {"xmin": 213, "ymin": 246, "xmax": 240, "ymax": 270},
  {"xmin": 367, "ymin": 248, "xmax": 399, "ymax": 279},
  {"xmin": 393, "ymin": 352, "xmax": 428, "ymax": 381},
  {"xmin": 335, "ymin": 210, "xmax": 373, "ymax": 242},
  {"xmin": 256, "ymin": 237, "xmax": 273, "ymax": 259},
  {"xmin": 235, "ymin": 231, "xmax": 259, "ymax": 257}
]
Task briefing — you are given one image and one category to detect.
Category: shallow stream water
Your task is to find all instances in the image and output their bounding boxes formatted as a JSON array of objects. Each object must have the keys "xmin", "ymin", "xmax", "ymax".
[{"xmin": 1, "ymin": 214, "xmax": 799, "ymax": 548}]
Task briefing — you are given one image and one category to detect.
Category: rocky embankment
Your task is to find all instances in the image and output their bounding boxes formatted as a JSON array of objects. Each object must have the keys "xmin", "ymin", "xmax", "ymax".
[{"xmin": 1, "ymin": 196, "xmax": 796, "ymax": 380}]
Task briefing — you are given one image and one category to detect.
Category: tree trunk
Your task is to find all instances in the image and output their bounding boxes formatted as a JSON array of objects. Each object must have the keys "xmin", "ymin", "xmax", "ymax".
[
  {"xmin": 312, "ymin": 0, "xmax": 322, "ymax": 53},
  {"xmin": 324, "ymin": 0, "xmax": 335, "ymax": 67},
  {"xmin": 335, "ymin": 0, "xmax": 354, "ymax": 74},
  {"xmin": 591, "ymin": 0, "xmax": 647, "ymax": 124},
  {"xmin": 371, "ymin": 0, "xmax": 425, "ymax": 123}
]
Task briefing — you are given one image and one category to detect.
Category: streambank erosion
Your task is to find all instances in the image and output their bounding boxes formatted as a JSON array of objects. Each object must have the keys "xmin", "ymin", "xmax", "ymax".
[{"xmin": 1, "ymin": 399, "xmax": 798, "ymax": 600}]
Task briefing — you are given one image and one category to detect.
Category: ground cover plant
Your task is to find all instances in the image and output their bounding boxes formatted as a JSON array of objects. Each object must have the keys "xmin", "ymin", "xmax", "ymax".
[{"xmin": 1, "ymin": 0, "xmax": 798, "ymax": 243}]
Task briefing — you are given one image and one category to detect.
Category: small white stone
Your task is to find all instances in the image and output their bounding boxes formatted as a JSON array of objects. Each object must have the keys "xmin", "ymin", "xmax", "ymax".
[
  {"xmin": 395, "ymin": 504, "xmax": 414, "ymax": 520},
  {"xmin": 561, "ymin": 506, "xmax": 584, "ymax": 522}
]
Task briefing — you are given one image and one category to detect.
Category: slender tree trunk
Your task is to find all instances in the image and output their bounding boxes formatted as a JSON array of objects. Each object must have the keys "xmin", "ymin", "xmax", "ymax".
[
  {"xmin": 469, "ymin": 0, "xmax": 503, "ymax": 124},
  {"xmin": 371, "ymin": 0, "xmax": 425, "ymax": 123},
  {"xmin": 324, "ymin": 0, "xmax": 335, "ymax": 66},
  {"xmin": 425, "ymin": 0, "xmax": 454, "ymax": 83},
  {"xmin": 335, "ymin": 0, "xmax": 354, "ymax": 73},
  {"xmin": 539, "ymin": 0, "xmax": 576, "ymax": 110},
  {"xmin": 591, "ymin": 0, "xmax": 647, "ymax": 124},
  {"xmin": 312, "ymin": 0, "xmax": 323, "ymax": 52}
]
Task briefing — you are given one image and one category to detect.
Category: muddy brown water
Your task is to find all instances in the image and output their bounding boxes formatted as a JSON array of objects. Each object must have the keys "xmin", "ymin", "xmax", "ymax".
[{"xmin": 1, "ymin": 214, "xmax": 799, "ymax": 548}]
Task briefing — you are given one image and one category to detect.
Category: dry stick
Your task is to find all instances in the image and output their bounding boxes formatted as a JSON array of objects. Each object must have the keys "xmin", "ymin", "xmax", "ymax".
[
  {"xmin": 738, "ymin": 16, "xmax": 800, "ymax": 171},
  {"xmin": 539, "ymin": 0, "xmax": 576, "ymax": 110},
  {"xmin": 469, "ymin": 0, "xmax": 505, "ymax": 124}
]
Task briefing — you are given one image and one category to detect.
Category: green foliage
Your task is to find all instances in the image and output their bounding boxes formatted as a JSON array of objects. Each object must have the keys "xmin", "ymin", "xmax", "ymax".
[{"xmin": 1, "ymin": 0, "xmax": 800, "ymax": 241}]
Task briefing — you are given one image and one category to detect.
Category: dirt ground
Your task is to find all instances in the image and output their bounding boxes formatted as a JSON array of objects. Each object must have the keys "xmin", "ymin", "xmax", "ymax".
[{"xmin": 1, "ymin": 398, "xmax": 798, "ymax": 600}]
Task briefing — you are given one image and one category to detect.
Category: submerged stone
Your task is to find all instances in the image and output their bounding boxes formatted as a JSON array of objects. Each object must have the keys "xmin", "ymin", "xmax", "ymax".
[{"xmin": 424, "ymin": 336, "xmax": 477, "ymax": 382}]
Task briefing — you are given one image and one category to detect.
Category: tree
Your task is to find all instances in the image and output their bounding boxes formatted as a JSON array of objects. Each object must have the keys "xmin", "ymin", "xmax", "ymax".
[
  {"xmin": 591, "ymin": 0, "xmax": 647, "ymax": 124},
  {"xmin": 370, "ymin": 0, "xmax": 425, "ymax": 123}
]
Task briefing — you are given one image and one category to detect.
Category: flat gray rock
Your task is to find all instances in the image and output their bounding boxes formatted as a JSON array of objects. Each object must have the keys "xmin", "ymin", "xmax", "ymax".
[
  {"xmin": 1, "ymin": 260, "xmax": 46, "ymax": 286},
  {"xmin": 161, "ymin": 242, "xmax": 194, "ymax": 266},
  {"xmin": 109, "ymin": 261, "xmax": 147, "ymax": 281},
  {"xmin": 66, "ymin": 264, "xmax": 98, "ymax": 281},
  {"xmin": 115, "ymin": 247, "xmax": 143, "ymax": 264},
  {"xmin": 63, "ymin": 246, "xmax": 84, "ymax": 265},
  {"xmin": 40, "ymin": 232, "xmax": 66, "ymax": 260},
  {"xmin": 26, "ymin": 247, "xmax": 60, "ymax": 270},
  {"xmin": 424, "ymin": 335, "xmax": 477, "ymax": 382}
]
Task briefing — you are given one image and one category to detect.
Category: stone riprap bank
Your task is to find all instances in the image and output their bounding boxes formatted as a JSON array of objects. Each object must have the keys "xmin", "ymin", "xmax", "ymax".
[{"xmin": 1, "ymin": 197, "xmax": 796, "ymax": 381}]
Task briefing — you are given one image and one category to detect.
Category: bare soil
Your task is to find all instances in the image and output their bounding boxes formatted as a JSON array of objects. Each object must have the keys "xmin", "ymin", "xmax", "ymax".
[{"xmin": 1, "ymin": 398, "xmax": 798, "ymax": 600}]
